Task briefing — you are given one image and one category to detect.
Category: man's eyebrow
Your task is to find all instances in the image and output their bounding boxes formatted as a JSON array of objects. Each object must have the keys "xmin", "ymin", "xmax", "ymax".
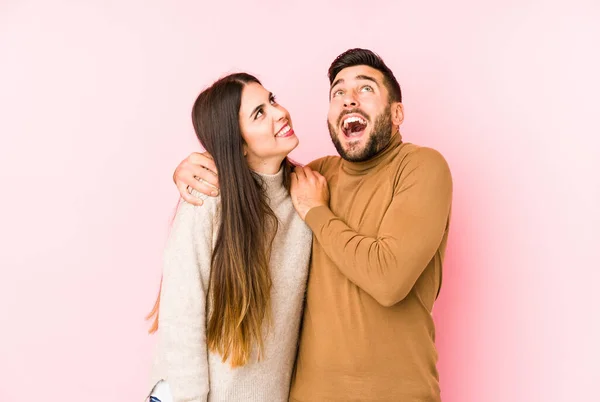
[
  {"xmin": 355, "ymin": 75, "xmax": 379, "ymax": 85},
  {"xmin": 330, "ymin": 78, "xmax": 344, "ymax": 91},
  {"xmin": 249, "ymin": 92, "xmax": 273, "ymax": 118}
]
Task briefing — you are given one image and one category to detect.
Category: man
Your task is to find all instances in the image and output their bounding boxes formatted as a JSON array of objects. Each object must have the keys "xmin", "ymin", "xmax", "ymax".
[{"xmin": 173, "ymin": 49, "xmax": 452, "ymax": 401}]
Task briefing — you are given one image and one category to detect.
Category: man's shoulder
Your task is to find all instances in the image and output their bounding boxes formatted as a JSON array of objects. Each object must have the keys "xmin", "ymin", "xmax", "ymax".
[
  {"xmin": 398, "ymin": 143, "xmax": 450, "ymax": 171},
  {"xmin": 393, "ymin": 143, "xmax": 452, "ymax": 187},
  {"xmin": 306, "ymin": 155, "xmax": 342, "ymax": 174}
]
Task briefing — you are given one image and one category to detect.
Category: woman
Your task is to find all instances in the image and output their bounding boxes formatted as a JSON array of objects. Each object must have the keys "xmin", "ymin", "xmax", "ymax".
[{"xmin": 147, "ymin": 73, "xmax": 313, "ymax": 402}]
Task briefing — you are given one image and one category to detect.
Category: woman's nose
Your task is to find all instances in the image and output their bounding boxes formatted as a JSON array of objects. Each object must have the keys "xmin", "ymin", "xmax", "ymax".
[{"xmin": 273, "ymin": 105, "xmax": 286, "ymax": 121}]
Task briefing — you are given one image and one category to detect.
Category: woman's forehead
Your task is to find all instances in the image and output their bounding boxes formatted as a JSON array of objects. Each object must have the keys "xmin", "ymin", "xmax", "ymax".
[{"xmin": 240, "ymin": 83, "xmax": 270, "ymax": 114}]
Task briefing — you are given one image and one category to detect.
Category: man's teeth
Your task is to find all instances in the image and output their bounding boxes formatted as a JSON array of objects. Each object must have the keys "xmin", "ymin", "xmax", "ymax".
[
  {"xmin": 342, "ymin": 116, "xmax": 367, "ymax": 129},
  {"xmin": 275, "ymin": 125, "xmax": 291, "ymax": 137}
]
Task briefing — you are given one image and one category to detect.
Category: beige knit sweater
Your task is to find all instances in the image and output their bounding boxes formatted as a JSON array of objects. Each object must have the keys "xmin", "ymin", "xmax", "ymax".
[{"xmin": 150, "ymin": 168, "xmax": 312, "ymax": 402}]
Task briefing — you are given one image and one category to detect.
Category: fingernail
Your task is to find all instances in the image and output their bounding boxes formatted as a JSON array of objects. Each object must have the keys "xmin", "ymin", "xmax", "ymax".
[
  {"xmin": 211, "ymin": 190, "xmax": 219, "ymax": 196},
  {"xmin": 198, "ymin": 199, "xmax": 204, "ymax": 206}
]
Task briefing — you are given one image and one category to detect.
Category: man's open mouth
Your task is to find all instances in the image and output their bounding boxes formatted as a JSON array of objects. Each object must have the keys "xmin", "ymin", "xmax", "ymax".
[{"xmin": 341, "ymin": 115, "xmax": 368, "ymax": 138}]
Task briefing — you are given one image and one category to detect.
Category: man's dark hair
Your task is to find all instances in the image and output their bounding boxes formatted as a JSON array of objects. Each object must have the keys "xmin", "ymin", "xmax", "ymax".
[{"xmin": 328, "ymin": 48, "xmax": 402, "ymax": 103}]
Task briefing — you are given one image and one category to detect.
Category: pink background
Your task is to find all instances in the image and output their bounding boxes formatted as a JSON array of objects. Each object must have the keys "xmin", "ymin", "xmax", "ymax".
[{"xmin": 1, "ymin": 1, "xmax": 599, "ymax": 401}]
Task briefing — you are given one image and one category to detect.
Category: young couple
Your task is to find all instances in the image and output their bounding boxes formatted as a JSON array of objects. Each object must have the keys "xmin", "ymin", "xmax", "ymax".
[{"xmin": 147, "ymin": 48, "xmax": 453, "ymax": 402}]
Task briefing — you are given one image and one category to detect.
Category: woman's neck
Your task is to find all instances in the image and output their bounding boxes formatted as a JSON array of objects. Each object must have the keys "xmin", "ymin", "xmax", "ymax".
[{"xmin": 248, "ymin": 156, "xmax": 285, "ymax": 175}]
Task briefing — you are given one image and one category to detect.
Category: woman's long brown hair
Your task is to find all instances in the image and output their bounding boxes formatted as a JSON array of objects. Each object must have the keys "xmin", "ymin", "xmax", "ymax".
[{"xmin": 147, "ymin": 73, "xmax": 294, "ymax": 367}]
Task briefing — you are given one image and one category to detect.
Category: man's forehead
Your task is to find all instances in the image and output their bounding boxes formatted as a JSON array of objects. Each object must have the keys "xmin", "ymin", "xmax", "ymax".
[{"xmin": 332, "ymin": 65, "xmax": 384, "ymax": 84}]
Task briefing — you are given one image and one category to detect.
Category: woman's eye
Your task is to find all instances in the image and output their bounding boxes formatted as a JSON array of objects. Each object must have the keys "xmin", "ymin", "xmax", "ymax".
[
  {"xmin": 256, "ymin": 109, "xmax": 263, "ymax": 119},
  {"xmin": 270, "ymin": 95, "xmax": 277, "ymax": 105}
]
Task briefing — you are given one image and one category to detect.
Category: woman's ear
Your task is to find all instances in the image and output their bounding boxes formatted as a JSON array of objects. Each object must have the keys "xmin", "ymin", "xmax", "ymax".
[{"xmin": 391, "ymin": 103, "xmax": 404, "ymax": 126}]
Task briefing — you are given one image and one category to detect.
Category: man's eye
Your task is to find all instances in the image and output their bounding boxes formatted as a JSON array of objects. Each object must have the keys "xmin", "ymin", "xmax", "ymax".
[
  {"xmin": 333, "ymin": 90, "xmax": 344, "ymax": 97},
  {"xmin": 361, "ymin": 85, "xmax": 373, "ymax": 92}
]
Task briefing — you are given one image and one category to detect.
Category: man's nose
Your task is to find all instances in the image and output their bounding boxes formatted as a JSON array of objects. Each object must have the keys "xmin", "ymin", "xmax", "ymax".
[{"xmin": 343, "ymin": 91, "xmax": 359, "ymax": 108}]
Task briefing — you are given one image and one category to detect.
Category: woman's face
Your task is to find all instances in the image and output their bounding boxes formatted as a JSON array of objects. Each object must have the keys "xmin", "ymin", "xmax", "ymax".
[{"xmin": 239, "ymin": 82, "xmax": 298, "ymax": 173}]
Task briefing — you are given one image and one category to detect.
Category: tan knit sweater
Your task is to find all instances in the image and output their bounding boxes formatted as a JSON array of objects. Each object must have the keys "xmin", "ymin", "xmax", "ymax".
[
  {"xmin": 150, "ymin": 167, "xmax": 312, "ymax": 402},
  {"xmin": 290, "ymin": 133, "xmax": 453, "ymax": 401}
]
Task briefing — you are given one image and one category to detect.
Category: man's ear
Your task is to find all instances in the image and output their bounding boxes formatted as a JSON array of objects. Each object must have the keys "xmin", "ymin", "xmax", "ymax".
[{"xmin": 391, "ymin": 103, "xmax": 404, "ymax": 126}]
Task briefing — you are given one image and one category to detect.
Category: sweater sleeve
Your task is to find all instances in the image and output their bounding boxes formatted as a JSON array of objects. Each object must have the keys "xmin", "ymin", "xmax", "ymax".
[
  {"xmin": 156, "ymin": 196, "xmax": 215, "ymax": 402},
  {"xmin": 304, "ymin": 148, "xmax": 452, "ymax": 307}
]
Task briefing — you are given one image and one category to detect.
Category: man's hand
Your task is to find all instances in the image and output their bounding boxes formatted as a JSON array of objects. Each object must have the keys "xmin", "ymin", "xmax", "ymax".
[
  {"xmin": 290, "ymin": 166, "xmax": 330, "ymax": 220},
  {"xmin": 174, "ymin": 152, "xmax": 220, "ymax": 206}
]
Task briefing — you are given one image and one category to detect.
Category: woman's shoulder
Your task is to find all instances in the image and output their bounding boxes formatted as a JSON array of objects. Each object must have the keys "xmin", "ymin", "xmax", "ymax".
[{"xmin": 177, "ymin": 190, "xmax": 221, "ymax": 223}]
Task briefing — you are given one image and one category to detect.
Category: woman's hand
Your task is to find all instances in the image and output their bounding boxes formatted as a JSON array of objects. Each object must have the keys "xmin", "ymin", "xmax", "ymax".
[{"xmin": 290, "ymin": 166, "xmax": 330, "ymax": 220}]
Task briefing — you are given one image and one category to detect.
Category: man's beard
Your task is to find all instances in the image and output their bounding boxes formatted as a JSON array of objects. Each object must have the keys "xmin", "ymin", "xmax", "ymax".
[{"xmin": 328, "ymin": 108, "xmax": 393, "ymax": 162}]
